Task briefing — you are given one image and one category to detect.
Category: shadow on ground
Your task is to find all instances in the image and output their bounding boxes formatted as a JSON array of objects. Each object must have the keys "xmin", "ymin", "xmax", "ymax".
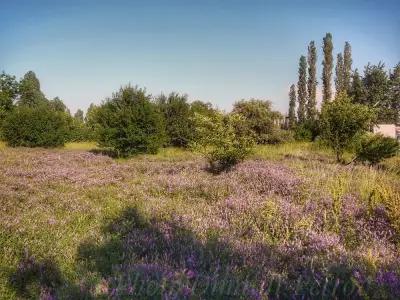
[{"xmin": 9, "ymin": 207, "xmax": 369, "ymax": 299}]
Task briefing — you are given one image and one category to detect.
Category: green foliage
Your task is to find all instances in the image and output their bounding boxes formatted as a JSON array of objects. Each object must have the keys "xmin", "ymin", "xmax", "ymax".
[
  {"xmin": 18, "ymin": 71, "xmax": 46, "ymax": 107},
  {"xmin": 294, "ymin": 120, "xmax": 320, "ymax": 142},
  {"xmin": 74, "ymin": 109, "xmax": 84, "ymax": 122},
  {"xmin": 288, "ymin": 84, "xmax": 297, "ymax": 128},
  {"xmin": 189, "ymin": 100, "xmax": 216, "ymax": 118},
  {"xmin": 232, "ymin": 99, "xmax": 282, "ymax": 144},
  {"xmin": 297, "ymin": 55, "xmax": 307, "ymax": 123},
  {"xmin": 49, "ymin": 97, "xmax": 69, "ymax": 113},
  {"xmin": 389, "ymin": 63, "xmax": 400, "ymax": 124},
  {"xmin": 362, "ymin": 63, "xmax": 392, "ymax": 123},
  {"xmin": 191, "ymin": 111, "xmax": 254, "ymax": 171},
  {"xmin": 157, "ymin": 92, "xmax": 192, "ymax": 147},
  {"xmin": 335, "ymin": 53, "xmax": 344, "ymax": 94},
  {"xmin": 320, "ymin": 93, "xmax": 374, "ymax": 162},
  {"xmin": 265, "ymin": 128, "xmax": 295, "ymax": 144},
  {"xmin": 307, "ymin": 41, "xmax": 317, "ymax": 121},
  {"xmin": 343, "ymin": 42, "xmax": 352, "ymax": 93},
  {"xmin": 2, "ymin": 104, "xmax": 68, "ymax": 147},
  {"xmin": 95, "ymin": 85, "xmax": 166, "ymax": 157},
  {"xmin": 355, "ymin": 134, "xmax": 399, "ymax": 165},
  {"xmin": 349, "ymin": 69, "xmax": 365, "ymax": 104},
  {"xmin": 322, "ymin": 33, "xmax": 334, "ymax": 103},
  {"xmin": 0, "ymin": 72, "xmax": 19, "ymax": 136}
]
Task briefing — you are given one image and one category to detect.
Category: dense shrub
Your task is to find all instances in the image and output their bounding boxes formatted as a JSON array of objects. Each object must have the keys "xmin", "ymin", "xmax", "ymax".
[
  {"xmin": 156, "ymin": 93, "xmax": 192, "ymax": 147},
  {"xmin": 191, "ymin": 112, "xmax": 254, "ymax": 171},
  {"xmin": 2, "ymin": 105, "xmax": 68, "ymax": 147},
  {"xmin": 294, "ymin": 119, "xmax": 320, "ymax": 141},
  {"xmin": 95, "ymin": 86, "xmax": 166, "ymax": 157},
  {"xmin": 320, "ymin": 93, "xmax": 375, "ymax": 162},
  {"xmin": 232, "ymin": 99, "xmax": 282, "ymax": 144},
  {"xmin": 66, "ymin": 117, "xmax": 93, "ymax": 142},
  {"xmin": 189, "ymin": 100, "xmax": 216, "ymax": 118},
  {"xmin": 355, "ymin": 134, "xmax": 399, "ymax": 165}
]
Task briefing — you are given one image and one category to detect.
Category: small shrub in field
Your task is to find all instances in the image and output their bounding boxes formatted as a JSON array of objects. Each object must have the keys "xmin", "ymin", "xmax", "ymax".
[
  {"xmin": 356, "ymin": 134, "xmax": 399, "ymax": 165},
  {"xmin": 294, "ymin": 124, "xmax": 313, "ymax": 141},
  {"xmin": 95, "ymin": 85, "xmax": 166, "ymax": 157},
  {"xmin": 320, "ymin": 93, "xmax": 374, "ymax": 162},
  {"xmin": 2, "ymin": 105, "xmax": 68, "ymax": 147},
  {"xmin": 191, "ymin": 112, "xmax": 254, "ymax": 171},
  {"xmin": 294, "ymin": 119, "xmax": 320, "ymax": 141},
  {"xmin": 232, "ymin": 99, "xmax": 282, "ymax": 144}
]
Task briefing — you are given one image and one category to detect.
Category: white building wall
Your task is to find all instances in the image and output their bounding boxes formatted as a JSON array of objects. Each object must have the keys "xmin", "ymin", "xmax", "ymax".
[{"xmin": 373, "ymin": 124, "xmax": 397, "ymax": 139}]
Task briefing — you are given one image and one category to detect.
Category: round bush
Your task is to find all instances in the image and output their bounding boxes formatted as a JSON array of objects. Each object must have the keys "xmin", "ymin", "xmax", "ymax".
[
  {"xmin": 95, "ymin": 86, "xmax": 166, "ymax": 157},
  {"xmin": 2, "ymin": 105, "xmax": 68, "ymax": 147},
  {"xmin": 356, "ymin": 134, "xmax": 399, "ymax": 165}
]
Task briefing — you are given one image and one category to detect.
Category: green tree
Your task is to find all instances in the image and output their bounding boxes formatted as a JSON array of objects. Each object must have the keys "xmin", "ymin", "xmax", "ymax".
[
  {"xmin": 0, "ymin": 72, "xmax": 19, "ymax": 131},
  {"xmin": 157, "ymin": 92, "xmax": 192, "ymax": 147},
  {"xmin": 18, "ymin": 71, "xmax": 46, "ymax": 107},
  {"xmin": 389, "ymin": 63, "xmax": 400, "ymax": 124},
  {"xmin": 349, "ymin": 69, "xmax": 365, "ymax": 104},
  {"xmin": 322, "ymin": 33, "xmax": 334, "ymax": 103},
  {"xmin": 320, "ymin": 93, "xmax": 374, "ymax": 162},
  {"xmin": 288, "ymin": 84, "xmax": 297, "ymax": 128},
  {"xmin": 297, "ymin": 55, "xmax": 307, "ymax": 123},
  {"xmin": 95, "ymin": 85, "xmax": 166, "ymax": 156},
  {"xmin": 343, "ymin": 42, "xmax": 352, "ymax": 93},
  {"xmin": 335, "ymin": 53, "xmax": 344, "ymax": 94},
  {"xmin": 307, "ymin": 41, "xmax": 317, "ymax": 120},
  {"xmin": 232, "ymin": 99, "xmax": 282, "ymax": 144},
  {"xmin": 2, "ymin": 105, "xmax": 68, "ymax": 147},
  {"xmin": 49, "ymin": 97, "xmax": 69, "ymax": 113},
  {"xmin": 74, "ymin": 109, "xmax": 84, "ymax": 122},
  {"xmin": 363, "ymin": 63, "xmax": 391, "ymax": 122},
  {"xmin": 191, "ymin": 111, "xmax": 254, "ymax": 172},
  {"xmin": 190, "ymin": 100, "xmax": 216, "ymax": 118}
]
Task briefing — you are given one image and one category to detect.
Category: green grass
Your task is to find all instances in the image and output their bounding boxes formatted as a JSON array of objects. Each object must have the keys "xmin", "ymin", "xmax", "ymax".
[
  {"xmin": 64, "ymin": 141, "xmax": 98, "ymax": 151},
  {"xmin": 0, "ymin": 141, "xmax": 399, "ymax": 299}
]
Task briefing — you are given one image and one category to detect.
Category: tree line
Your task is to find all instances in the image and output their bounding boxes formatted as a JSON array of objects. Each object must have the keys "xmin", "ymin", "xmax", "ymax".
[
  {"xmin": 0, "ymin": 71, "xmax": 287, "ymax": 159},
  {"xmin": 288, "ymin": 33, "xmax": 400, "ymax": 130},
  {"xmin": 287, "ymin": 33, "xmax": 399, "ymax": 163}
]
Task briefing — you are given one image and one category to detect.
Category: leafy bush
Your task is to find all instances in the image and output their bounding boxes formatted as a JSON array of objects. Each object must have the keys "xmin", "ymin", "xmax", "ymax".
[
  {"xmin": 263, "ymin": 128, "xmax": 294, "ymax": 144},
  {"xmin": 294, "ymin": 119, "xmax": 320, "ymax": 141},
  {"xmin": 232, "ymin": 99, "xmax": 282, "ymax": 144},
  {"xmin": 156, "ymin": 93, "xmax": 192, "ymax": 147},
  {"xmin": 355, "ymin": 134, "xmax": 399, "ymax": 165},
  {"xmin": 95, "ymin": 86, "xmax": 166, "ymax": 157},
  {"xmin": 191, "ymin": 112, "xmax": 254, "ymax": 171},
  {"xmin": 2, "ymin": 105, "xmax": 68, "ymax": 147},
  {"xmin": 320, "ymin": 93, "xmax": 375, "ymax": 162}
]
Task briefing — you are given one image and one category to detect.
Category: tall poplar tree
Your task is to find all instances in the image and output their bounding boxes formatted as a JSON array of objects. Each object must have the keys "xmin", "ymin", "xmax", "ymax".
[
  {"xmin": 297, "ymin": 55, "xmax": 307, "ymax": 123},
  {"xmin": 307, "ymin": 41, "xmax": 317, "ymax": 120},
  {"xmin": 288, "ymin": 84, "xmax": 297, "ymax": 128},
  {"xmin": 343, "ymin": 42, "xmax": 352, "ymax": 93},
  {"xmin": 322, "ymin": 33, "xmax": 333, "ymax": 103},
  {"xmin": 335, "ymin": 53, "xmax": 344, "ymax": 94}
]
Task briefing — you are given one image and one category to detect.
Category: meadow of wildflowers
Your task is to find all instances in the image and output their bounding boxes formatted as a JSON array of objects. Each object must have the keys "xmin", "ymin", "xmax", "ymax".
[{"xmin": 0, "ymin": 143, "xmax": 399, "ymax": 299}]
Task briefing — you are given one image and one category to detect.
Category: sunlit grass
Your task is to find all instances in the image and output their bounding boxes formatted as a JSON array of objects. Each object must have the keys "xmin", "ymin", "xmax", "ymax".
[
  {"xmin": 64, "ymin": 142, "xmax": 98, "ymax": 151},
  {"xmin": 136, "ymin": 146, "xmax": 200, "ymax": 162},
  {"xmin": 0, "ymin": 141, "xmax": 6, "ymax": 149}
]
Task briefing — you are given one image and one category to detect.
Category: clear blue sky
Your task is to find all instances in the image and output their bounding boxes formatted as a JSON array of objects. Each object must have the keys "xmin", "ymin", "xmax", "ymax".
[{"xmin": 1, "ymin": 0, "xmax": 399, "ymax": 114}]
